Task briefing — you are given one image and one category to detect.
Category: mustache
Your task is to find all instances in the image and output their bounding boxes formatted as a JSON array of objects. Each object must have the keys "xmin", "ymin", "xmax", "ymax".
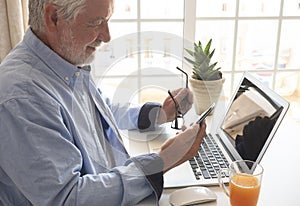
[{"xmin": 89, "ymin": 39, "xmax": 102, "ymax": 48}]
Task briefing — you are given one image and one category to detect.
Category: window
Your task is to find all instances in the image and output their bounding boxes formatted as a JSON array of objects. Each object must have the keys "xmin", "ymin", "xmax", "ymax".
[
  {"xmin": 193, "ymin": 0, "xmax": 300, "ymax": 122},
  {"xmin": 92, "ymin": 0, "xmax": 185, "ymax": 105},
  {"xmin": 92, "ymin": 0, "xmax": 300, "ymax": 122}
]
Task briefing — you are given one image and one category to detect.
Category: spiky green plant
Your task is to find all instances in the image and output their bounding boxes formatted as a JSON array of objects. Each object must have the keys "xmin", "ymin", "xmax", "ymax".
[{"xmin": 184, "ymin": 39, "xmax": 222, "ymax": 81}]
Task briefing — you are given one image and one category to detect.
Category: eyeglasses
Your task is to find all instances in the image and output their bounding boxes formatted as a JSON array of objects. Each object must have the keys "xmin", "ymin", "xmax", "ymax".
[
  {"xmin": 168, "ymin": 90, "xmax": 185, "ymax": 130},
  {"xmin": 176, "ymin": 67, "xmax": 188, "ymax": 88}
]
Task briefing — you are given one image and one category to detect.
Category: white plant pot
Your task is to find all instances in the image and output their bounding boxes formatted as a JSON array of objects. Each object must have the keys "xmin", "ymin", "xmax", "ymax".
[{"xmin": 189, "ymin": 78, "xmax": 225, "ymax": 114}]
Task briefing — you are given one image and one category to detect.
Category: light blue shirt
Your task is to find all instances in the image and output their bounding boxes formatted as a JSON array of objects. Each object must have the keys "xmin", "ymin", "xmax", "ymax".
[{"xmin": 0, "ymin": 28, "xmax": 163, "ymax": 206}]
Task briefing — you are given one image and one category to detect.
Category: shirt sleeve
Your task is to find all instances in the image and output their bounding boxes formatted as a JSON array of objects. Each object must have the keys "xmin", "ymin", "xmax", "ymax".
[
  {"xmin": 130, "ymin": 153, "xmax": 164, "ymax": 201},
  {"xmin": 0, "ymin": 98, "xmax": 163, "ymax": 206},
  {"xmin": 137, "ymin": 102, "xmax": 162, "ymax": 132}
]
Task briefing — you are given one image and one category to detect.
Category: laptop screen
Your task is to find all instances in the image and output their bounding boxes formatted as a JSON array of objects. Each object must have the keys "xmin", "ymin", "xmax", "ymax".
[{"xmin": 219, "ymin": 73, "xmax": 289, "ymax": 162}]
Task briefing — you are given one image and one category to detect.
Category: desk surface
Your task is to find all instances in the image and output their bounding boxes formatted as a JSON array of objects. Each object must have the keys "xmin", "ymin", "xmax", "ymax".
[{"xmin": 123, "ymin": 108, "xmax": 300, "ymax": 206}]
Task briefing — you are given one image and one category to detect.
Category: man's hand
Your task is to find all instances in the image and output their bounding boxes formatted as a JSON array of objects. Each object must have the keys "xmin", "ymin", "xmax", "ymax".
[
  {"xmin": 158, "ymin": 121, "xmax": 206, "ymax": 173},
  {"xmin": 157, "ymin": 88, "xmax": 193, "ymax": 124}
]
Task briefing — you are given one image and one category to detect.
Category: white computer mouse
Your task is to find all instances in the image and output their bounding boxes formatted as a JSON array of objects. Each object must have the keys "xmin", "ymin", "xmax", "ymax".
[{"xmin": 169, "ymin": 186, "xmax": 217, "ymax": 206}]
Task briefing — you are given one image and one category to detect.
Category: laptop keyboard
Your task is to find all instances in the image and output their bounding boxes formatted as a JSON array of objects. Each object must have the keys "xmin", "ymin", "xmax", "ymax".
[{"xmin": 189, "ymin": 134, "xmax": 229, "ymax": 180}]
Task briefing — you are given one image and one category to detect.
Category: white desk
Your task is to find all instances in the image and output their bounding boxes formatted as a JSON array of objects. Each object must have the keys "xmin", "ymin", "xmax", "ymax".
[{"xmin": 122, "ymin": 110, "xmax": 300, "ymax": 206}]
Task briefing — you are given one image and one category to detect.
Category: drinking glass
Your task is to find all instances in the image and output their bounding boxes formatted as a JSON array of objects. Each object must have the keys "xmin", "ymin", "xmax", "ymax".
[{"xmin": 218, "ymin": 160, "xmax": 264, "ymax": 206}]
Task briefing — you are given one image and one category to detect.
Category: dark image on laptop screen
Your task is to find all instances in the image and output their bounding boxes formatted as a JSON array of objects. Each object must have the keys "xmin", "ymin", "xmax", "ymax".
[{"xmin": 221, "ymin": 78, "xmax": 283, "ymax": 162}]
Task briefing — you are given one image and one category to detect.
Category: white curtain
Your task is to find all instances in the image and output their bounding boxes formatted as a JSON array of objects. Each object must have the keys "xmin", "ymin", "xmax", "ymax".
[{"xmin": 0, "ymin": 0, "xmax": 28, "ymax": 62}]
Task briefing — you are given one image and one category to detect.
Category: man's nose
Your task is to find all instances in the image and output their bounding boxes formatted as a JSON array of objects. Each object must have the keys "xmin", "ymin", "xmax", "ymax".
[{"xmin": 98, "ymin": 21, "xmax": 111, "ymax": 43}]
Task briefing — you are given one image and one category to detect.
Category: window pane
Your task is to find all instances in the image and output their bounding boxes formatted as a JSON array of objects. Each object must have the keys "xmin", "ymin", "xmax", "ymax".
[
  {"xmin": 141, "ymin": 53, "xmax": 183, "ymax": 75},
  {"xmin": 275, "ymin": 72, "xmax": 298, "ymax": 97},
  {"xmin": 239, "ymin": 0, "xmax": 281, "ymax": 17},
  {"xmin": 140, "ymin": 22, "xmax": 184, "ymax": 75},
  {"xmin": 196, "ymin": 0, "xmax": 236, "ymax": 17},
  {"xmin": 283, "ymin": 0, "xmax": 300, "ymax": 16},
  {"xmin": 235, "ymin": 20, "xmax": 278, "ymax": 71},
  {"xmin": 140, "ymin": 22, "xmax": 183, "ymax": 35},
  {"xmin": 109, "ymin": 22, "xmax": 137, "ymax": 39},
  {"xmin": 221, "ymin": 73, "xmax": 233, "ymax": 102},
  {"xmin": 253, "ymin": 72, "xmax": 274, "ymax": 88},
  {"xmin": 279, "ymin": 20, "xmax": 300, "ymax": 70},
  {"xmin": 140, "ymin": 0, "xmax": 184, "ymax": 19},
  {"xmin": 275, "ymin": 71, "xmax": 300, "ymax": 122},
  {"xmin": 194, "ymin": 20, "xmax": 235, "ymax": 71},
  {"xmin": 92, "ymin": 22, "xmax": 138, "ymax": 76},
  {"xmin": 112, "ymin": 0, "xmax": 137, "ymax": 19}
]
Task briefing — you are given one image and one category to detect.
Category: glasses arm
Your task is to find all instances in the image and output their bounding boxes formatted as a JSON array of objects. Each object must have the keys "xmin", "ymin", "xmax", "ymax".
[
  {"xmin": 168, "ymin": 90, "xmax": 180, "ymax": 112},
  {"xmin": 168, "ymin": 90, "xmax": 185, "ymax": 130},
  {"xmin": 176, "ymin": 67, "xmax": 188, "ymax": 88}
]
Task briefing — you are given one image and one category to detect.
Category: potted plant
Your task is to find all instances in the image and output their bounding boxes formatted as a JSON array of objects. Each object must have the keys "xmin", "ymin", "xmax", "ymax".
[{"xmin": 184, "ymin": 39, "xmax": 225, "ymax": 114}]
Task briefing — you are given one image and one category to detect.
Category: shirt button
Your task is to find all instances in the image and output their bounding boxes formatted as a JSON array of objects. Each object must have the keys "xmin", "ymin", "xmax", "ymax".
[
  {"xmin": 75, "ymin": 72, "xmax": 80, "ymax": 77},
  {"xmin": 65, "ymin": 77, "xmax": 69, "ymax": 81}
]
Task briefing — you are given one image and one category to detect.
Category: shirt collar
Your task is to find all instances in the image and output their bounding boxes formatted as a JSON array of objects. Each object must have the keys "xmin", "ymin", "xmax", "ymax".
[{"xmin": 23, "ymin": 28, "xmax": 91, "ymax": 86}]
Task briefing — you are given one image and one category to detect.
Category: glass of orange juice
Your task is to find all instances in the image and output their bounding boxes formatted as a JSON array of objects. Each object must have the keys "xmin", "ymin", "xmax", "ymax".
[{"xmin": 218, "ymin": 160, "xmax": 264, "ymax": 206}]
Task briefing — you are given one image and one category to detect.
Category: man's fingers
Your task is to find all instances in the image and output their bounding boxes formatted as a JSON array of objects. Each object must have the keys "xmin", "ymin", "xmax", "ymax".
[
  {"xmin": 170, "ymin": 88, "xmax": 193, "ymax": 114},
  {"xmin": 181, "ymin": 125, "xmax": 187, "ymax": 131},
  {"xmin": 173, "ymin": 88, "xmax": 189, "ymax": 103},
  {"xmin": 159, "ymin": 122, "xmax": 206, "ymax": 173}
]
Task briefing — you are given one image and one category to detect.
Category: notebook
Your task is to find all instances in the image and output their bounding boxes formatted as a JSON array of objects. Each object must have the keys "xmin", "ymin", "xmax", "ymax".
[{"xmin": 148, "ymin": 72, "xmax": 289, "ymax": 188}]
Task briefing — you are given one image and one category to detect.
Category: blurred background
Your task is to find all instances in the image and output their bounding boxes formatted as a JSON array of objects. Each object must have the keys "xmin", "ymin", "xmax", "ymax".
[{"xmin": 91, "ymin": 0, "xmax": 300, "ymax": 125}]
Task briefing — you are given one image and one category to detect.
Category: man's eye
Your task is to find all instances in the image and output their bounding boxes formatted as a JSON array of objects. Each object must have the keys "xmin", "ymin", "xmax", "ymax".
[
  {"xmin": 95, "ymin": 20, "xmax": 104, "ymax": 26},
  {"xmin": 89, "ymin": 20, "xmax": 104, "ymax": 27}
]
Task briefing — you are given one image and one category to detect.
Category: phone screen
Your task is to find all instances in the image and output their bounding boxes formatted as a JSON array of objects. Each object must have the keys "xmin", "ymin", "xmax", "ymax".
[{"xmin": 196, "ymin": 102, "xmax": 215, "ymax": 124}]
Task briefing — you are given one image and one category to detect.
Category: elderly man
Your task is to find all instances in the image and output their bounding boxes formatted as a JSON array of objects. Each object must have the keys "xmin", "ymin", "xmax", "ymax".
[{"xmin": 0, "ymin": 0, "xmax": 206, "ymax": 205}]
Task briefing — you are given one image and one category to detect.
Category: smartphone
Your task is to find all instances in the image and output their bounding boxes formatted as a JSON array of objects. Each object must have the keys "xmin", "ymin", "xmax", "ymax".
[{"xmin": 196, "ymin": 102, "xmax": 216, "ymax": 124}]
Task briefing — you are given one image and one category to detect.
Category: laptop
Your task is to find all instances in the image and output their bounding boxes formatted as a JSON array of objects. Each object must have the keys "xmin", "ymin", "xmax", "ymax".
[{"xmin": 148, "ymin": 72, "xmax": 289, "ymax": 188}]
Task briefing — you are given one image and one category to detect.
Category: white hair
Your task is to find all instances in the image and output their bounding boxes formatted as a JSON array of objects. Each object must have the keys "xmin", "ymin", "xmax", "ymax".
[{"xmin": 28, "ymin": 0, "xmax": 87, "ymax": 32}]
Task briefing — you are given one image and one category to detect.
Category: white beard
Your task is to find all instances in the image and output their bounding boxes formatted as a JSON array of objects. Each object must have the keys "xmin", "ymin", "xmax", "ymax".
[{"xmin": 57, "ymin": 26, "xmax": 96, "ymax": 66}]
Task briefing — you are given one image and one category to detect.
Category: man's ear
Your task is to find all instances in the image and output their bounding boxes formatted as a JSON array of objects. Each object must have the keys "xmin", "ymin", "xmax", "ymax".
[{"xmin": 44, "ymin": 3, "xmax": 58, "ymax": 32}]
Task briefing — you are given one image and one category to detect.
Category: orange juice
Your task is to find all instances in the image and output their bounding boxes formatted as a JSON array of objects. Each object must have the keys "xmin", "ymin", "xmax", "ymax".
[{"xmin": 229, "ymin": 173, "xmax": 261, "ymax": 206}]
